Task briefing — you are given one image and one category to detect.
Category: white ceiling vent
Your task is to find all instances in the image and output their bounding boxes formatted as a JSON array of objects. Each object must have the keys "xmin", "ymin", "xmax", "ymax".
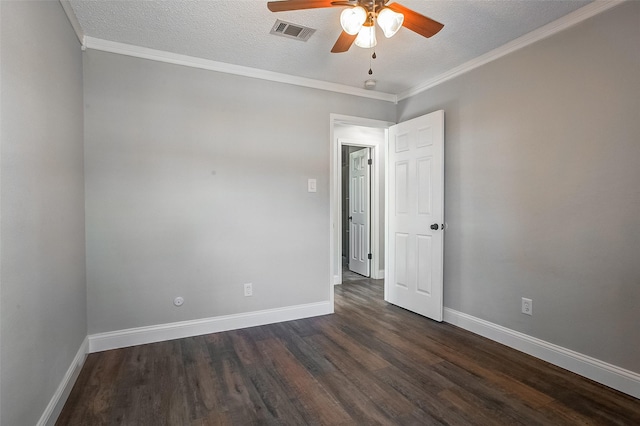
[{"xmin": 270, "ymin": 20, "xmax": 316, "ymax": 42}]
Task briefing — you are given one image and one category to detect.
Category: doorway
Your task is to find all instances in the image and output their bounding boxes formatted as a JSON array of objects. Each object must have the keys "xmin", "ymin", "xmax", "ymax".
[
  {"xmin": 342, "ymin": 145, "xmax": 371, "ymax": 277},
  {"xmin": 329, "ymin": 114, "xmax": 393, "ymax": 292},
  {"xmin": 329, "ymin": 111, "xmax": 445, "ymax": 323}
]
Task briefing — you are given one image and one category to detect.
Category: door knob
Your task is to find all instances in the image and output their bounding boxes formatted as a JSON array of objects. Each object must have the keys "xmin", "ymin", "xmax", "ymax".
[
  {"xmin": 348, "ymin": 216, "xmax": 353, "ymax": 221},
  {"xmin": 430, "ymin": 223, "xmax": 439, "ymax": 230}
]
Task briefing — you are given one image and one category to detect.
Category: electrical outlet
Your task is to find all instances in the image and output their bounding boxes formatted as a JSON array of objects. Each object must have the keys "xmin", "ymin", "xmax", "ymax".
[
  {"xmin": 244, "ymin": 283, "xmax": 253, "ymax": 297},
  {"xmin": 522, "ymin": 297, "xmax": 532, "ymax": 316}
]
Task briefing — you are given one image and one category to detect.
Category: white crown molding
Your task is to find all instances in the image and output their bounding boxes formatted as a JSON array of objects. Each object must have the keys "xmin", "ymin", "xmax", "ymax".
[
  {"xmin": 83, "ymin": 37, "xmax": 397, "ymax": 103},
  {"xmin": 37, "ymin": 337, "xmax": 89, "ymax": 426},
  {"xmin": 59, "ymin": 0, "xmax": 85, "ymax": 47},
  {"xmin": 89, "ymin": 301, "xmax": 332, "ymax": 353},
  {"xmin": 444, "ymin": 308, "xmax": 640, "ymax": 400},
  {"xmin": 65, "ymin": 1, "xmax": 622, "ymax": 103},
  {"xmin": 397, "ymin": 0, "xmax": 625, "ymax": 101}
]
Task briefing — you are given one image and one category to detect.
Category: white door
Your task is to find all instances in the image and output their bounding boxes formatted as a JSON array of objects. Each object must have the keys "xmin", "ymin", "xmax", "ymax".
[
  {"xmin": 349, "ymin": 148, "xmax": 370, "ymax": 277},
  {"xmin": 386, "ymin": 110, "xmax": 444, "ymax": 321}
]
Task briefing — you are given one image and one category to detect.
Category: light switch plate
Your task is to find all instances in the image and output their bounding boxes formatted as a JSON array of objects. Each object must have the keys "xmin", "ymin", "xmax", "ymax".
[{"xmin": 308, "ymin": 178, "xmax": 317, "ymax": 193}]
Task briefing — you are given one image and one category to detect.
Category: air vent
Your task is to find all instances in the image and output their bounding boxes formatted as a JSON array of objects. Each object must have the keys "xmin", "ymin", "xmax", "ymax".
[{"xmin": 270, "ymin": 19, "xmax": 316, "ymax": 42}]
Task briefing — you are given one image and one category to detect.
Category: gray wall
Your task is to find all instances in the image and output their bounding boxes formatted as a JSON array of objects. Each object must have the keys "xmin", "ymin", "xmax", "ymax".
[
  {"xmin": 83, "ymin": 50, "xmax": 395, "ymax": 334},
  {"xmin": 1, "ymin": 3, "xmax": 637, "ymax": 424},
  {"xmin": 0, "ymin": 1, "xmax": 87, "ymax": 425},
  {"xmin": 398, "ymin": 2, "xmax": 640, "ymax": 373}
]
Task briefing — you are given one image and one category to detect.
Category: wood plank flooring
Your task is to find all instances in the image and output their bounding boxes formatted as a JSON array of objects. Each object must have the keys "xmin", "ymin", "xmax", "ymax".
[{"xmin": 57, "ymin": 276, "xmax": 640, "ymax": 425}]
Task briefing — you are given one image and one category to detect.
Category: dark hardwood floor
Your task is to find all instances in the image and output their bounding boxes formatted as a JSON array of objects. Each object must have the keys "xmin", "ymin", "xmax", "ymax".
[{"xmin": 57, "ymin": 274, "xmax": 640, "ymax": 425}]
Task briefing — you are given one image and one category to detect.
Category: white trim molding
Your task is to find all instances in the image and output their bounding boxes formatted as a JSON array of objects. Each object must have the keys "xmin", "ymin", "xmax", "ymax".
[
  {"xmin": 89, "ymin": 301, "xmax": 332, "ymax": 353},
  {"xmin": 64, "ymin": 1, "xmax": 622, "ymax": 103},
  {"xmin": 83, "ymin": 37, "xmax": 397, "ymax": 103},
  {"xmin": 397, "ymin": 0, "xmax": 625, "ymax": 101},
  {"xmin": 37, "ymin": 337, "xmax": 89, "ymax": 426},
  {"xmin": 444, "ymin": 308, "xmax": 640, "ymax": 400},
  {"xmin": 59, "ymin": 1, "xmax": 85, "ymax": 46}
]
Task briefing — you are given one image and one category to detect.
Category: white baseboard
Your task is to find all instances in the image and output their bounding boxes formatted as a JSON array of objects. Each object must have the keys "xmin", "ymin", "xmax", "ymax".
[
  {"xmin": 333, "ymin": 275, "xmax": 341, "ymax": 285},
  {"xmin": 37, "ymin": 337, "xmax": 89, "ymax": 426},
  {"xmin": 376, "ymin": 269, "xmax": 385, "ymax": 280},
  {"xmin": 443, "ymin": 308, "xmax": 640, "ymax": 399},
  {"xmin": 89, "ymin": 301, "xmax": 332, "ymax": 353}
]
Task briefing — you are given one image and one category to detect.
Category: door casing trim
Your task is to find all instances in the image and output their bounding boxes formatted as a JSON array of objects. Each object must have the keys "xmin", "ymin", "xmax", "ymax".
[{"xmin": 329, "ymin": 114, "xmax": 394, "ymax": 306}]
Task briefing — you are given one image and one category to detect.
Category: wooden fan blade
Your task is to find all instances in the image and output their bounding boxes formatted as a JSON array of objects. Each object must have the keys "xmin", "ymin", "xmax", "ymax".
[
  {"xmin": 331, "ymin": 31, "xmax": 357, "ymax": 53},
  {"xmin": 387, "ymin": 3, "xmax": 444, "ymax": 38},
  {"xmin": 268, "ymin": 0, "xmax": 337, "ymax": 12}
]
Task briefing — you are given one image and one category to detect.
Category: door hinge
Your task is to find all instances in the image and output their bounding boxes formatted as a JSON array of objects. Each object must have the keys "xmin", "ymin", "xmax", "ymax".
[
  {"xmin": 367, "ymin": 158, "xmax": 372, "ymax": 165},
  {"xmin": 368, "ymin": 253, "xmax": 372, "ymax": 260}
]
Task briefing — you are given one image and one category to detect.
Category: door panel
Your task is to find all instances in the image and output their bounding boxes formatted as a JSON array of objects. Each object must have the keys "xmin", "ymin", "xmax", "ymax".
[
  {"xmin": 349, "ymin": 148, "xmax": 370, "ymax": 277},
  {"xmin": 417, "ymin": 235, "xmax": 432, "ymax": 295},
  {"xmin": 386, "ymin": 110, "xmax": 444, "ymax": 321},
  {"xmin": 417, "ymin": 157, "xmax": 432, "ymax": 215},
  {"xmin": 395, "ymin": 161, "xmax": 409, "ymax": 214},
  {"xmin": 395, "ymin": 233, "xmax": 408, "ymax": 288}
]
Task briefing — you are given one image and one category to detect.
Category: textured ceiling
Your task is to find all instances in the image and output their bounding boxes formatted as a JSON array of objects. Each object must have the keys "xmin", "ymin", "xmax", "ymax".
[{"xmin": 68, "ymin": 0, "xmax": 593, "ymax": 95}]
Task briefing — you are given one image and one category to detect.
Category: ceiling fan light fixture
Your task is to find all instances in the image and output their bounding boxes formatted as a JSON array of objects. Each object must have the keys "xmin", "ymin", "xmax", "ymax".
[
  {"xmin": 354, "ymin": 23, "xmax": 377, "ymax": 49},
  {"xmin": 376, "ymin": 8, "xmax": 404, "ymax": 38},
  {"xmin": 340, "ymin": 6, "xmax": 367, "ymax": 35}
]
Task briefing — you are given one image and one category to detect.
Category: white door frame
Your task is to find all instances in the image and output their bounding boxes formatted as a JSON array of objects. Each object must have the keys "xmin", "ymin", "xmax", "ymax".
[{"xmin": 329, "ymin": 114, "xmax": 394, "ymax": 305}]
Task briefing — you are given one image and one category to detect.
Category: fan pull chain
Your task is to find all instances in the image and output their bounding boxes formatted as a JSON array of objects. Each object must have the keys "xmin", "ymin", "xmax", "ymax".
[{"xmin": 368, "ymin": 50, "xmax": 376, "ymax": 75}]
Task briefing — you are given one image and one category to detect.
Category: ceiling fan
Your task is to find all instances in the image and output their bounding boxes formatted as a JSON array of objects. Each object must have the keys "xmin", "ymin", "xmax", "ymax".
[{"xmin": 267, "ymin": 0, "xmax": 444, "ymax": 53}]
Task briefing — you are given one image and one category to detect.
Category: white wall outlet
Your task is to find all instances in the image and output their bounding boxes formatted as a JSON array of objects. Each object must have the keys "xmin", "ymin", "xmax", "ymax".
[
  {"xmin": 244, "ymin": 283, "xmax": 253, "ymax": 297},
  {"xmin": 173, "ymin": 296, "xmax": 184, "ymax": 307},
  {"xmin": 522, "ymin": 297, "xmax": 532, "ymax": 315}
]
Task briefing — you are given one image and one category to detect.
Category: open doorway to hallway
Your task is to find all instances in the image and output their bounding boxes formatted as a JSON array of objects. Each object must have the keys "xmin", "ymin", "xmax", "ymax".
[
  {"xmin": 342, "ymin": 145, "xmax": 372, "ymax": 278},
  {"xmin": 331, "ymin": 116, "xmax": 391, "ymax": 287}
]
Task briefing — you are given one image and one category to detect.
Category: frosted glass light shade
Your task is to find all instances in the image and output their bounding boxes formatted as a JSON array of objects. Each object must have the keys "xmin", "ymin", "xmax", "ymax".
[
  {"xmin": 355, "ymin": 24, "xmax": 377, "ymax": 48},
  {"xmin": 340, "ymin": 6, "xmax": 367, "ymax": 35},
  {"xmin": 377, "ymin": 8, "xmax": 404, "ymax": 38}
]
